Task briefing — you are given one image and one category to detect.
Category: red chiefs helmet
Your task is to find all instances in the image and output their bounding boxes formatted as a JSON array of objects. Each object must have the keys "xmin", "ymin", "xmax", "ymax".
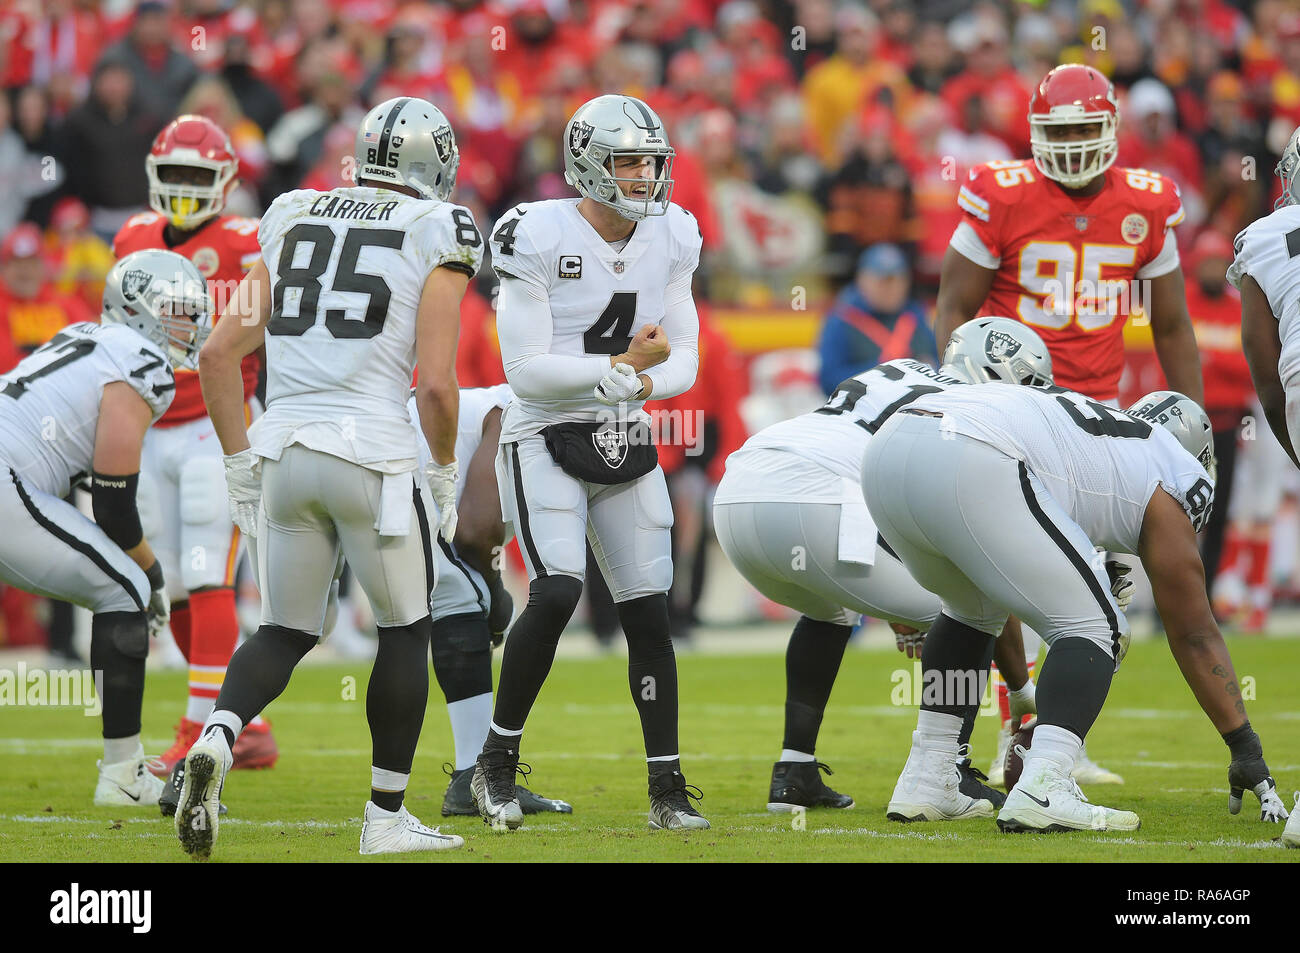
[
  {"xmin": 146, "ymin": 115, "xmax": 240, "ymax": 229},
  {"xmin": 1028, "ymin": 64, "xmax": 1119, "ymax": 188}
]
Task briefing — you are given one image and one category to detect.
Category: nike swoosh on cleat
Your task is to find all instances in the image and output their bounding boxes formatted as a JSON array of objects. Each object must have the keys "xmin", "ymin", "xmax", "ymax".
[
  {"xmin": 1024, "ymin": 792, "xmax": 1051, "ymax": 808},
  {"xmin": 114, "ymin": 784, "xmax": 142, "ymax": 802}
]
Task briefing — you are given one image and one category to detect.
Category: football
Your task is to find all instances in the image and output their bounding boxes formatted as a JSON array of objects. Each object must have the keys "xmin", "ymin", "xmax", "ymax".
[{"xmin": 1002, "ymin": 721, "xmax": 1037, "ymax": 790}]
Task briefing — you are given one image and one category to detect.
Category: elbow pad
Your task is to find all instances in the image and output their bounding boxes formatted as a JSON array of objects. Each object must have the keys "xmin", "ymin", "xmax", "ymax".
[{"xmin": 91, "ymin": 472, "xmax": 144, "ymax": 551}]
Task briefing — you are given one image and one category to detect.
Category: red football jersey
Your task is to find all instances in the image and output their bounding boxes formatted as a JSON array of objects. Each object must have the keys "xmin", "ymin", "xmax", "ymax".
[
  {"xmin": 113, "ymin": 212, "xmax": 262, "ymax": 425},
  {"xmin": 954, "ymin": 160, "xmax": 1185, "ymax": 400}
]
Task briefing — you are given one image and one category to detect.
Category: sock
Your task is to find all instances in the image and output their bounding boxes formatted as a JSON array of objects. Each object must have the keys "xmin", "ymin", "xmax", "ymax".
[
  {"xmin": 1035, "ymin": 637, "xmax": 1114, "ymax": 741},
  {"xmin": 367, "ymin": 618, "xmax": 431, "ymax": 776},
  {"xmin": 213, "ymin": 623, "xmax": 316, "ymax": 726},
  {"xmin": 1025, "ymin": 723, "xmax": 1082, "ymax": 771},
  {"xmin": 1245, "ymin": 539, "xmax": 1270, "ymax": 589},
  {"xmin": 780, "ymin": 748, "xmax": 816, "ymax": 763},
  {"xmin": 204, "ymin": 709, "xmax": 243, "ymax": 750},
  {"xmin": 916, "ymin": 709, "xmax": 962, "ymax": 755},
  {"xmin": 185, "ymin": 588, "xmax": 240, "ymax": 722},
  {"xmin": 447, "ymin": 692, "xmax": 492, "ymax": 770},
  {"xmin": 370, "ymin": 766, "xmax": 409, "ymax": 812},
  {"xmin": 489, "ymin": 575, "xmax": 582, "ymax": 735},
  {"xmin": 91, "ymin": 611, "xmax": 148, "ymax": 740},
  {"xmin": 618, "ymin": 593, "xmax": 679, "ymax": 759},
  {"xmin": 782, "ymin": 616, "xmax": 853, "ymax": 755},
  {"xmin": 103, "ymin": 733, "xmax": 141, "ymax": 764},
  {"xmin": 1218, "ymin": 532, "xmax": 1242, "ymax": 577},
  {"xmin": 170, "ymin": 602, "xmax": 192, "ymax": 662}
]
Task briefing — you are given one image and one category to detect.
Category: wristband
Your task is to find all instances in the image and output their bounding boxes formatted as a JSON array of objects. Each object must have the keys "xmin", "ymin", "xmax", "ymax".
[
  {"xmin": 1222, "ymin": 721, "xmax": 1262, "ymax": 761},
  {"xmin": 144, "ymin": 560, "xmax": 164, "ymax": 592}
]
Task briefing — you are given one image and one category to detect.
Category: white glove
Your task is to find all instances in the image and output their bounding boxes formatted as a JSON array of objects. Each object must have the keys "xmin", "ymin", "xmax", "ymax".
[
  {"xmin": 424, "ymin": 459, "xmax": 459, "ymax": 542},
  {"xmin": 224, "ymin": 449, "xmax": 261, "ymax": 539},
  {"xmin": 594, "ymin": 362, "xmax": 643, "ymax": 405},
  {"xmin": 1008, "ymin": 680, "xmax": 1037, "ymax": 722},
  {"xmin": 146, "ymin": 586, "xmax": 170, "ymax": 640},
  {"xmin": 1106, "ymin": 559, "xmax": 1135, "ymax": 611}
]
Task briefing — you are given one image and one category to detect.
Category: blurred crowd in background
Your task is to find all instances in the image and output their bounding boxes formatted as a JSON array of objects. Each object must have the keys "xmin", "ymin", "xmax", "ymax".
[{"xmin": 3, "ymin": 0, "xmax": 1300, "ymax": 652}]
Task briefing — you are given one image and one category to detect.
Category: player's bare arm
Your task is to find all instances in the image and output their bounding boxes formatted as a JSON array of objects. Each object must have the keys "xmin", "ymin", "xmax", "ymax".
[
  {"xmin": 415, "ymin": 265, "xmax": 468, "ymax": 467},
  {"xmin": 1146, "ymin": 267, "xmax": 1206, "ymax": 408},
  {"xmin": 455, "ymin": 406, "xmax": 506, "ymax": 572},
  {"xmin": 934, "ymin": 246, "xmax": 996, "ymax": 351},
  {"xmin": 93, "ymin": 381, "xmax": 160, "ymax": 575},
  {"xmin": 199, "ymin": 258, "xmax": 273, "ymax": 455},
  {"xmin": 1239, "ymin": 273, "xmax": 1299, "ymax": 466},
  {"xmin": 1139, "ymin": 488, "xmax": 1246, "ymax": 732}
]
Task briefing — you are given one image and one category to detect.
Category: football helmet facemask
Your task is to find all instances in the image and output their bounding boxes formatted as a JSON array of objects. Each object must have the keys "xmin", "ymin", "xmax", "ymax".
[
  {"xmin": 940, "ymin": 317, "xmax": 1054, "ymax": 388},
  {"xmin": 563, "ymin": 94, "xmax": 675, "ymax": 221},
  {"xmin": 1275, "ymin": 126, "xmax": 1300, "ymax": 210},
  {"xmin": 102, "ymin": 249, "xmax": 213, "ymax": 370}
]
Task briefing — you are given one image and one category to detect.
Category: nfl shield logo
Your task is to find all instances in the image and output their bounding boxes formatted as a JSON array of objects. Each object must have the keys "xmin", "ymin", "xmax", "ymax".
[
  {"xmin": 1074, "ymin": 216, "xmax": 1089, "ymax": 232},
  {"xmin": 593, "ymin": 427, "xmax": 629, "ymax": 468},
  {"xmin": 613, "ymin": 260, "xmax": 625, "ymax": 274}
]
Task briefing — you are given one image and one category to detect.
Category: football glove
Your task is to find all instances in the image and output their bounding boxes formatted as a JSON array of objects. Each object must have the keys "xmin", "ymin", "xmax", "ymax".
[
  {"xmin": 223, "ymin": 449, "xmax": 261, "ymax": 539},
  {"xmin": 424, "ymin": 459, "xmax": 459, "ymax": 542},
  {"xmin": 1008, "ymin": 680, "xmax": 1037, "ymax": 723},
  {"xmin": 1225, "ymin": 724, "xmax": 1290, "ymax": 821},
  {"xmin": 594, "ymin": 362, "xmax": 643, "ymax": 405},
  {"xmin": 146, "ymin": 585, "xmax": 170, "ymax": 640},
  {"xmin": 1106, "ymin": 559, "xmax": 1135, "ymax": 611},
  {"xmin": 890, "ymin": 623, "xmax": 924, "ymax": 658}
]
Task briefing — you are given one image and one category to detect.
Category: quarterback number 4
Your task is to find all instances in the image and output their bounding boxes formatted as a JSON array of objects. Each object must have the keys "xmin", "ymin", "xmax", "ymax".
[
  {"xmin": 584, "ymin": 292, "xmax": 637, "ymax": 355},
  {"xmin": 268, "ymin": 224, "xmax": 405, "ymax": 339}
]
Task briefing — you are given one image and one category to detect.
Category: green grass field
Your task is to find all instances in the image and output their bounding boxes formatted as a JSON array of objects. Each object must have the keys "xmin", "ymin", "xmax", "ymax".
[{"xmin": 2, "ymin": 634, "xmax": 1299, "ymax": 862}]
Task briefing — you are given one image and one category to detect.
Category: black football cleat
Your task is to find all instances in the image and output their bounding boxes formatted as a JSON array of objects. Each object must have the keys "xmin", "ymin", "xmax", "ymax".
[
  {"xmin": 515, "ymin": 783, "xmax": 573, "ymax": 815},
  {"xmin": 648, "ymin": 765, "xmax": 710, "ymax": 830},
  {"xmin": 159, "ymin": 759, "xmax": 226, "ymax": 818},
  {"xmin": 766, "ymin": 760, "xmax": 855, "ymax": 812},
  {"xmin": 440, "ymin": 764, "xmax": 476, "ymax": 817},
  {"xmin": 956, "ymin": 745, "xmax": 1006, "ymax": 809}
]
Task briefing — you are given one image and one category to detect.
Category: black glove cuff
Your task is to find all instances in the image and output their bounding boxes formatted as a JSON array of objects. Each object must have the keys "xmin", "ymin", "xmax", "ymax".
[
  {"xmin": 1222, "ymin": 721, "xmax": 1262, "ymax": 761},
  {"xmin": 144, "ymin": 560, "xmax": 165, "ymax": 593}
]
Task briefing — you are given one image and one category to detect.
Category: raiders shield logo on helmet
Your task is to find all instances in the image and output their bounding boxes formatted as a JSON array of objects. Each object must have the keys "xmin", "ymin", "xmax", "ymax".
[
  {"xmin": 432, "ymin": 127, "xmax": 455, "ymax": 164},
  {"xmin": 592, "ymin": 427, "xmax": 629, "ymax": 468},
  {"xmin": 569, "ymin": 121, "xmax": 596, "ymax": 159},
  {"xmin": 985, "ymin": 330, "xmax": 1022, "ymax": 360},
  {"xmin": 121, "ymin": 268, "xmax": 154, "ymax": 301}
]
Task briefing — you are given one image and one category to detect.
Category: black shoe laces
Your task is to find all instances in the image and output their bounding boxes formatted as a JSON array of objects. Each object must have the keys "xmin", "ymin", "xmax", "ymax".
[
  {"xmin": 482, "ymin": 751, "xmax": 529, "ymax": 803},
  {"xmin": 654, "ymin": 773, "xmax": 704, "ymax": 815}
]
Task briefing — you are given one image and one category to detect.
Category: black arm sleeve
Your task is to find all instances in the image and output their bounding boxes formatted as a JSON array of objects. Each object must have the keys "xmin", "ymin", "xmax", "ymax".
[{"xmin": 91, "ymin": 471, "xmax": 144, "ymax": 552}]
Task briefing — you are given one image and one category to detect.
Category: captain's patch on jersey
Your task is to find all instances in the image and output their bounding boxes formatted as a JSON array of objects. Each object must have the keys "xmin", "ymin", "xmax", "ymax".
[{"xmin": 558, "ymin": 255, "xmax": 582, "ymax": 279}]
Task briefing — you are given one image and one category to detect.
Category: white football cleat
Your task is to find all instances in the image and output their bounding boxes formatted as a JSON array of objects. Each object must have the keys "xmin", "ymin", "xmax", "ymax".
[
  {"xmin": 998, "ymin": 748, "xmax": 1139, "ymax": 833},
  {"xmin": 94, "ymin": 747, "xmax": 165, "ymax": 807},
  {"xmin": 359, "ymin": 802, "xmax": 465, "ymax": 854},
  {"xmin": 887, "ymin": 731, "xmax": 997, "ymax": 822},
  {"xmin": 1283, "ymin": 793, "xmax": 1299, "ymax": 849},
  {"xmin": 175, "ymin": 726, "xmax": 233, "ymax": 860},
  {"xmin": 1071, "ymin": 744, "xmax": 1124, "ymax": 785},
  {"xmin": 987, "ymin": 721, "xmax": 1011, "ymax": 789}
]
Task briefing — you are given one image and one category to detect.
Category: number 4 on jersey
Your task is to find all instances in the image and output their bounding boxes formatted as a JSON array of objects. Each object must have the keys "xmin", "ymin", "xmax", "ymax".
[{"xmin": 584, "ymin": 292, "xmax": 637, "ymax": 355}]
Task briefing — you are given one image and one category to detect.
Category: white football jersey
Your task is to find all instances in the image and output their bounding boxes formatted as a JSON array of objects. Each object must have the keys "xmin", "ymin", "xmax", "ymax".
[
  {"xmin": 0, "ymin": 322, "xmax": 174, "ymax": 497},
  {"xmin": 716, "ymin": 359, "xmax": 967, "ymax": 504},
  {"xmin": 490, "ymin": 198, "xmax": 702, "ymax": 441},
  {"xmin": 250, "ymin": 186, "xmax": 483, "ymax": 469},
  {"xmin": 906, "ymin": 384, "xmax": 1215, "ymax": 552},
  {"xmin": 407, "ymin": 383, "xmax": 513, "ymax": 502},
  {"xmin": 1228, "ymin": 204, "xmax": 1300, "ymax": 387}
]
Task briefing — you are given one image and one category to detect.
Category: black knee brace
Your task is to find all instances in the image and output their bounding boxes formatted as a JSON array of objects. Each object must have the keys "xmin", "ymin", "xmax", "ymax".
[
  {"xmin": 431, "ymin": 611, "xmax": 493, "ymax": 703},
  {"xmin": 90, "ymin": 611, "xmax": 148, "ymax": 738}
]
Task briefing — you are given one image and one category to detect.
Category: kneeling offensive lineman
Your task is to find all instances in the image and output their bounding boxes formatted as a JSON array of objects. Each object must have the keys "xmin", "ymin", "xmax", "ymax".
[
  {"xmin": 864, "ymin": 384, "xmax": 1288, "ymax": 831},
  {"xmin": 0, "ymin": 250, "xmax": 209, "ymax": 807},
  {"xmin": 184, "ymin": 97, "xmax": 479, "ymax": 858},
  {"xmin": 474, "ymin": 95, "xmax": 707, "ymax": 831},
  {"xmin": 714, "ymin": 317, "xmax": 1053, "ymax": 816}
]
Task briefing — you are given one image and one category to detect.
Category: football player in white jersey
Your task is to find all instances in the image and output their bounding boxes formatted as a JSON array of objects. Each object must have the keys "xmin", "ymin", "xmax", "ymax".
[
  {"xmin": 1231, "ymin": 125, "xmax": 1300, "ymax": 470},
  {"xmin": 864, "ymin": 385, "xmax": 1290, "ymax": 831},
  {"xmin": 473, "ymin": 94, "xmax": 707, "ymax": 832},
  {"xmin": 714, "ymin": 317, "xmax": 1053, "ymax": 816},
  {"xmin": 0, "ymin": 249, "xmax": 209, "ymax": 809},
  {"xmin": 402, "ymin": 384, "xmax": 573, "ymax": 817},
  {"xmin": 183, "ymin": 97, "xmax": 480, "ymax": 858}
]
